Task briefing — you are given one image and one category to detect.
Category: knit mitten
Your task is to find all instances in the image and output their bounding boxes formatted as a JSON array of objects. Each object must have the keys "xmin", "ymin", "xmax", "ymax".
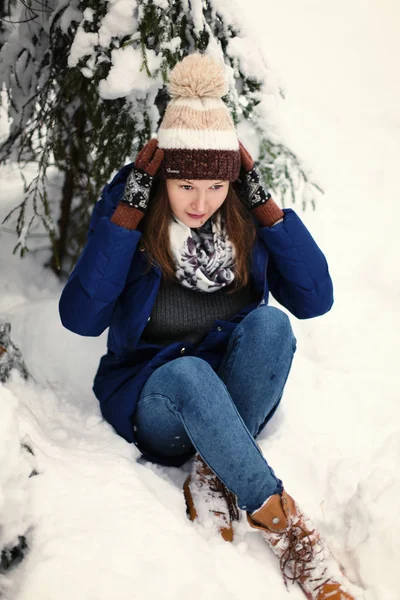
[
  {"xmin": 234, "ymin": 142, "xmax": 284, "ymax": 227},
  {"xmin": 110, "ymin": 138, "xmax": 164, "ymax": 230}
]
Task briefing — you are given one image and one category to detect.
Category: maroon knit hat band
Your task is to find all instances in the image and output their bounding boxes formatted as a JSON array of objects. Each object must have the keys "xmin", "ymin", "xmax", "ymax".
[{"xmin": 160, "ymin": 149, "xmax": 241, "ymax": 181}]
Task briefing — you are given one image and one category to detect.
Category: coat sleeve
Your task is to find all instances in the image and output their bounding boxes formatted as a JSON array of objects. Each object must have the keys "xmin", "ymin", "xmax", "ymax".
[
  {"xmin": 59, "ymin": 180, "xmax": 142, "ymax": 337},
  {"xmin": 258, "ymin": 209, "xmax": 334, "ymax": 319}
]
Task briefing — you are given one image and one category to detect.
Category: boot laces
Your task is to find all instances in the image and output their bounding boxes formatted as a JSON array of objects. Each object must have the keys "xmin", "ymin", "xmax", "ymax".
[
  {"xmin": 207, "ymin": 474, "xmax": 240, "ymax": 522},
  {"xmin": 279, "ymin": 518, "xmax": 329, "ymax": 590}
]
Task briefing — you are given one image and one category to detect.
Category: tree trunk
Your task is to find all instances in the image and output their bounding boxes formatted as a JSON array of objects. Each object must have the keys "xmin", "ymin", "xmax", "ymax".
[{"xmin": 50, "ymin": 106, "xmax": 86, "ymax": 275}]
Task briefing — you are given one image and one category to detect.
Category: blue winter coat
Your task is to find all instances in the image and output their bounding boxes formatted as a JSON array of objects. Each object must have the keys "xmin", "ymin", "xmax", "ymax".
[{"xmin": 59, "ymin": 163, "xmax": 333, "ymax": 465}]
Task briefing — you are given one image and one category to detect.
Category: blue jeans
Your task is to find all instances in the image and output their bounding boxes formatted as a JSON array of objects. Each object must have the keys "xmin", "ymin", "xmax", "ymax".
[{"xmin": 133, "ymin": 306, "xmax": 297, "ymax": 512}]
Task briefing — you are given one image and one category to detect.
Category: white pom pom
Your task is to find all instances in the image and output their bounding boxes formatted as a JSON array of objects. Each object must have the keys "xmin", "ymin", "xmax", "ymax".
[{"xmin": 167, "ymin": 53, "xmax": 228, "ymax": 99}]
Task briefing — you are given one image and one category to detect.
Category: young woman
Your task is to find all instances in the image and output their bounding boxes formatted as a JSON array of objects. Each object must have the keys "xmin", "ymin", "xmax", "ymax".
[{"xmin": 59, "ymin": 54, "xmax": 355, "ymax": 600}]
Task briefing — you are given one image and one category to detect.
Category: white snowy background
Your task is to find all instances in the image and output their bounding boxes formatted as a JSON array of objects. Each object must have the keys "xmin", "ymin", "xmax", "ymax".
[{"xmin": 0, "ymin": 1, "xmax": 399, "ymax": 599}]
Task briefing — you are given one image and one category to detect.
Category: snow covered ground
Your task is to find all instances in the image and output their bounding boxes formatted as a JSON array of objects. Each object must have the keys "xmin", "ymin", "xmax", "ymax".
[{"xmin": 1, "ymin": 1, "xmax": 399, "ymax": 599}]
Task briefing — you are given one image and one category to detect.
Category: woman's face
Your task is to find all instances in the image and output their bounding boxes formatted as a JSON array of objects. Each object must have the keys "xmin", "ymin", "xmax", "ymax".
[{"xmin": 166, "ymin": 179, "xmax": 229, "ymax": 228}]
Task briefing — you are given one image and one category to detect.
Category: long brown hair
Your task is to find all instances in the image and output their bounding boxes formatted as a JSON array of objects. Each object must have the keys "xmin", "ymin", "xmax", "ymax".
[{"xmin": 137, "ymin": 178, "xmax": 257, "ymax": 293}]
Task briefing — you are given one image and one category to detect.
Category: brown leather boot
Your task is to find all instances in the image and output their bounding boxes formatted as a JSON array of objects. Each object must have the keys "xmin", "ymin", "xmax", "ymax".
[
  {"xmin": 183, "ymin": 453, "xmax": 239, "ymax": 542},
  {"xmin": 247, "ymin": 491, "xmax": 356, "ymax": 600}
]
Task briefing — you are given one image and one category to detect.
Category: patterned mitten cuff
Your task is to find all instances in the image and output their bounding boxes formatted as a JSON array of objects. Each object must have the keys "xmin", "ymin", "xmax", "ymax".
[
  {"xmin": 236, "ymin": 164, "xmax": 284, "ymax": 226},
  {"xmin": 110, "ymin": 165, "xmax": 154, "ymax": 231},
  {"xmin": 236, "ymin": 165, "xmax": 272, "ymax": 210},
  {"xmin": 120, "ymin": 167, "xmax": 153, "ymax": 211}
]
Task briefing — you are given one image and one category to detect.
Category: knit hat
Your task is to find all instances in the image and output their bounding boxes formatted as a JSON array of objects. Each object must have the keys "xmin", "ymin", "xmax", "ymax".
[{"xmin": 157, "ymin": 53, "xmax": 241, "ymax": 181}]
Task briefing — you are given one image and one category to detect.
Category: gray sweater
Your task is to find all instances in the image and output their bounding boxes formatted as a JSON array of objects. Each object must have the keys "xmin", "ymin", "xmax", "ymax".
[{"xmin": 141, "ymin": 278, "xmax": 257, "ymax": 346}]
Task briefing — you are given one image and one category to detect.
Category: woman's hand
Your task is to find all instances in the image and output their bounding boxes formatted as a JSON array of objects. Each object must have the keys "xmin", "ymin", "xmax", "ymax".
[
  {"xmin": 234, "ymin": 142, "xmax": 272, "ymax": 211},
  {"xmin": 110, "ymin": 139, "xmax": 164, "ymax": 230},
  {"xmin": 234, "ymin": 142, "xmax": 284, "ymax": 227},
  {"xmin": 120, "ymin": 138, "xmax": 164, "ymax": 214}
]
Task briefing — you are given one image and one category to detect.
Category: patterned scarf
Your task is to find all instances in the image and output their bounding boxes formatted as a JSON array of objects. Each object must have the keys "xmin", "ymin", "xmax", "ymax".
[{"xmin": 168, "ymin": 211, "xmax": 236, "ymax": 292}]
